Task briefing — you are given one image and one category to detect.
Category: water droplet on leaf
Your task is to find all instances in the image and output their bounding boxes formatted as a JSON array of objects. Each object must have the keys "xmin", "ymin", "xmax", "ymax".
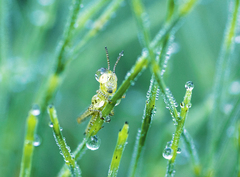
[{"xmin": 86, "ymin": 135, "xmax": 101, "ymax": 151}]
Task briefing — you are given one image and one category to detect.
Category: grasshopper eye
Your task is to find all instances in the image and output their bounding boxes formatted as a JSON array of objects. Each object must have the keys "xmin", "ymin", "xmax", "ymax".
[
  {"xmin": 107, "ymin": 89, "xmax": 113, "ymax": 93},
  {"xmin": 95, "ymin": 68, "xmax": 107, "ymax": 82}
]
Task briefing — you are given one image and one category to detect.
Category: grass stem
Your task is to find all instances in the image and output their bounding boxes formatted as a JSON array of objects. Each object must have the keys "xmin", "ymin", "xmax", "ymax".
[
  {"xmin": 108, "ymin": 122, "xmax": 129, "ymax": 177},
  {"xmin": 20, "ymin": 106, "xmax": 39, "ymax": 177},
  {"xmin": 48, "ymin": 105, "xmax": 80, "ymax": 177}
]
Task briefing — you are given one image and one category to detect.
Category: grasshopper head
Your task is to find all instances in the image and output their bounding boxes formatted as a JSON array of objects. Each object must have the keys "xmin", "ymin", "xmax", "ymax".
[
  {"xmin": 94, "ymin": 47, "xmax": 123, "ymax": 96},
  {"xmin": 95, "ymin": 68, "xmax": 117, "ymax": 96}
]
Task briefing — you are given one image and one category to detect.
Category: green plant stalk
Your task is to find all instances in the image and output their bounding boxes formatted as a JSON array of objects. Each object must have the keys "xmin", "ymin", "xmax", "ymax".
[
  {"xmin": 128, "ymin": 1, "xmax": 159, "ymax": 176},
  {"xmin": 182, "ymin": 129, "xmax": 201, "ymax": 176},
  {"xmin": 48, "ymin": 105, "xmax": 80, "ymax": 177},
  {"xmin": 166, "ymin": 85, "xmax": 193, "ymax": 176},
  {"xmin": 75, "ymin": 0, "xmax": 109, "ymax": 31},
  {"xmin": 72, "ymin": 0, "xmax": 124, "ymax": 56},
  {"xmin": 108, "ymin": 122, "xmax": 129, "ymax": 177},
  {"xmin": 55, "ymin": 0, "xmax": 82, "ymax": 74},
  {"xmin": 20, "ymin": 2, "xmax": 82, "ymax": 174},
  {"xmin": 216, "ymin": 98, "xmax": 240, "ymax": 150},
  {"xmin": 58, "ymin": 138, "xmax": 87, "ymax": 177},
  {"xmin": 20, "ymin": 110, "xmax": 39, "ymax": 177},
  {"xmin": 150, "ymin": 0, "xmax": 198, "ymax": 49},
  {"xmin": 213, "ymin": 99, "xmax": 240, "ymax": 174},
  {"xmin": 166, "ymin": 0, "xmax": 175, "ymax": 22},
  {"xmin": 34, "ymin": 0, "xmax": 82, "ymax": 110},
  {"xmin": 208, "ymin": 0, "xmax": 240, "ymax": 175},
  {"xmin": 128, "ymin": 76, "xmax": 158, "ymax": 177},
  {"xmin": 131, "ymin": 0, "xmax": 151, "ymax": 48}
]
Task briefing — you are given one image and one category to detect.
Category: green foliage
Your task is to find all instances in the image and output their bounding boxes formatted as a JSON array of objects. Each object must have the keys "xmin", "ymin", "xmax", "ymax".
[{"xmin": 0, "ymin": 0, "xmax": 240, "ymax": 177}]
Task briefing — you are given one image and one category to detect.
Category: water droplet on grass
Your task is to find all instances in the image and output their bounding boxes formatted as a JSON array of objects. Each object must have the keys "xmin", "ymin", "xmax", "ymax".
[
  {"xmin": 163, "ymin": 147, "xmax": 173, "ymax": 160},
  {"xmin": 31, "ymin": 104, "xmax": 41, "ymax": 116},
  {"xmin": 33, "ymin": 135, "xmax": 41, "ymax": 147},
  {"xmin": 49, "ymin": 122, "xmax": 53, "ymax": 128},
  {"xmin": 86, "ymin": 135, "xmax": 101, "ymax": 150},
  {"xmin": 185, "ymin": 81, "xmax": 194, "ymax": 91},
  {"xmin": 177, "ymin": 148, "xmax": 181, "ymax": 154}
]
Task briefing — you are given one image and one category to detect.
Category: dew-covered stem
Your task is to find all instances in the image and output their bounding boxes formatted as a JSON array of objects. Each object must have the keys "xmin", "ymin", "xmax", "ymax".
[
  {"xmin": 207, "ymin": 0, "xmax": 240, "ymax": 175},
  {"xmin": 55, "ymin": 0, "xmax": 82, "ymax": 74},
  {"xmin": 131, "ymin": 0, "xmax": 151, "ymax": 48},
  {"xmin": 47, "ymin": 105, "xmax": 80, "ymax": 177},
  {"xmin": 58, "ymin": 138, "xmax": 88, "ymax": 177},
  {"xmin": 20, "ymin": 107, "xmax": 39, "ymax": 177},
  {"xmin": 128, "ymin": 76, "xmax": 158, "ymax": 177},
  {"xmin": 108, "ymin": 122, "xmax": 129, "ymax": 177},
  {"xmin": 75, "ymin": 0, "xmax": 110, "ymax": 32},
  {"xmin": 72, "ymin": 0, "xmax": 124, "ymax": 56},
  {"xmin": 182, "ymin": 129, "xmax": 201, "ymax": 176},
  {"xmin": 165, "ymin": 82, "xmax": 194, "ymax": 176}
]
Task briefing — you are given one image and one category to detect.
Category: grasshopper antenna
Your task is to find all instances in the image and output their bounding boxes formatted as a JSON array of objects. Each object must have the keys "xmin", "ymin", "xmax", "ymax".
[
  {"xmin": 105, "ymin": 46, "xmax": 110, "ymax": 70},
  {"xmin": 113, "ymin": 50, "xmax": 124, "ymax": 73}
]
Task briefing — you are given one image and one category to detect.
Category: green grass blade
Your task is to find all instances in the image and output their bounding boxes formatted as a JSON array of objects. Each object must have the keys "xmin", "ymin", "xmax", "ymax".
[
  {"xmin": 58, "ymin": 138, "xmax": 88, "ymax": 177},
  {"xmin": 207, "ymin": 0, "xmax": 240, "ymax": 175},
  {"xmin": 108, "ymin": 122, "xmax": 129, "ymax": 177},
  {"xmin": 165, "ymin": 82, "xmax": 194, "ymax": 176},
  {"xmin": 74, "ymin": 0, "xmax": 110, "ymax": 32},
  {"xmin": 20, "ymin": 106, "xmax": 40, "ymax": 177},
  {"xmin": 72, "ymin": 0, "xmax": 124, "ymax": 56},
  {"xmin": 55, "ymin": 0, "xmax": 82, "ymax": 74},
  {"xmin": 128, "ymin": 76, "xmax": 159, "ymax": 177},
  {"xmin": 48, "ymin": 105, "xmax": 81, "ymax": 177},
  {"xmin": 182, "ymin": 129, "xmax": 201, "ymax": 176}
]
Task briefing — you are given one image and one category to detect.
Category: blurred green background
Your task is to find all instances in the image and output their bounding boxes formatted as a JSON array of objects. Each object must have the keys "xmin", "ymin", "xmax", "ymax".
[{"xmin": 0, "ymin": 0, "xmax": 239, "ymax": 177}]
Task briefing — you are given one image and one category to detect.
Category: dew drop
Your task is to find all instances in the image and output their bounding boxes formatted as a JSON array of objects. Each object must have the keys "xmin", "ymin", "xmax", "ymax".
[
  {"xmin": 180, "ymin": 102, "xmax": 184, "ymax": 108},
  {"xmin": 177, "ymin": 148, "xmax": 181, "ymax": 154},
  {"xmin": 86, "ymin": 135, "xmax": 101, "ymax": 151},
  {"xmin": 31, "ymin": 104, "xmax": 41, "ymax": 116},
  {"xmin": 185, "ymin": 81, "xmax": 194, "ymax": 91},
  {"xmin": 187, "ymin": 103, "xmax": 192, "ymax": 108},
  {"xmin": 163, "ymin": 147, "xmax": 173, "ymax": 160},
  {"xmin": 33, "ymin": 135, "xmax": 41, "ymax": 147},
  {"xmin": 105, "ymin": 116, "xmax": 111, "ymax": 123},
  {"xmin": 49, "ymin": 122, "xmax": 53, "ymax": 128},
  {"xmin": 95, "ymin": 68, "xmax": 107, "ymax": 82},
  {"xmin": 60, "ymin": 127, "xmax": 63, "ymax": 131},
  {"xmin": 115, "ymin": 99, "xmax": 121, "ymax": 106}
]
